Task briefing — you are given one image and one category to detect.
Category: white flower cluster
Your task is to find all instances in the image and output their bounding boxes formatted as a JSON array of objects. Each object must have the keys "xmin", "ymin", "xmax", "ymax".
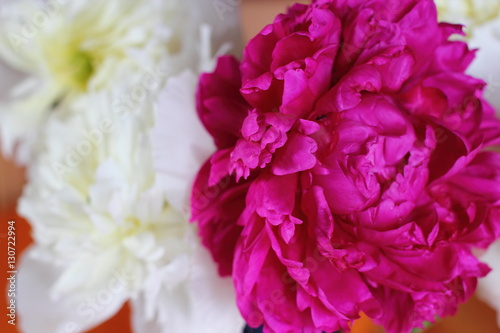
[{"xmin": 0, "ymin": 0, "xmax": 243, "ymax": 332}]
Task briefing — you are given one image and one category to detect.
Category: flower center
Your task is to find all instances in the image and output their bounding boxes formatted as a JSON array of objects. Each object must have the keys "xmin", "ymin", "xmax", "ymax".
[
  {"xmin": 43, "ymin": 38, "xmax": 96, "ymax": 92},
  {"xmin": 66, "ymin": 50, "xmax": 94, "ymax": 91}
]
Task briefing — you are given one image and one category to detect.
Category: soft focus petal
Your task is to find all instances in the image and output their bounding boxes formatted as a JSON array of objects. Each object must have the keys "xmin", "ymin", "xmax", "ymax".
[
  {"xmin": 131, "ymin": 232, "xmax": 244, "ymax": 333},
  {"xmin": 18, "ymin": 247, "xmax": 127, "ymax": 333},
  {"xmin": 152, "ymin": 71, "xmax": 215, "ymax": 214},
  {"xmin": 478, "ymin": 241, "xmax": 500, "ymax": 327}
]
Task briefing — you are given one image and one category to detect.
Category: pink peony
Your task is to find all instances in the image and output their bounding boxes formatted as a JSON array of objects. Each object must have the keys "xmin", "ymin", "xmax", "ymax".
[{"xmin": 191, "ymin": 0, "xmax": 500, "ymax": 332}]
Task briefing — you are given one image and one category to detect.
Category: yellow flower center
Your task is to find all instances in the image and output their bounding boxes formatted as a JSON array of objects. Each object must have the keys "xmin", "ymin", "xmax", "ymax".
[
  {"xmin": 43, "ymin": 39, "xmax": 97, "ymax": 92},
  {"xmin": 67, "ymin": 50, "xmax": 94, "ymax": 91}
]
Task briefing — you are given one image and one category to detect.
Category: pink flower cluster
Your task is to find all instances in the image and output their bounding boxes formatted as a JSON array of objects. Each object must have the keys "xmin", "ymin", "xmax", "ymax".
[{"xmin": 192, "ymin": 0, "xmax": 500, "ymax": 332}]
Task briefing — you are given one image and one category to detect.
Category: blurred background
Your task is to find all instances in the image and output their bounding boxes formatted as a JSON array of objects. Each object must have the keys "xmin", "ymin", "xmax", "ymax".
[{"xmin": 0, "ymin": 0, "xmax": 499, "ymax": 332}]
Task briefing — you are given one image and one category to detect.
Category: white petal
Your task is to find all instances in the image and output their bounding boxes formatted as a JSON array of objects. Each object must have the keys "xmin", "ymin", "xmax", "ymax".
[
  {"xmin": 18, "ymin": 247, "xmax": 128, "ymax": 333},
  {"xmin": 131, "ymin": 232, "xmax": 244, "ymax": 333},
  {"xmin": 184, "ymin": 243, "xmax": 245, "ymax": 333},
  {"xmin": 0, "ymin": 59, "xmax": 24, "ymax": 101},
  {"xmin": 151, "ymin": 71, "xmax": 216, "ymax": 214},
  {"xmin": 478, "ymin": 240, "xmax": 500, "ymax": 327},
  {"xmin": 183, "ymin": 0, "xmax": 243, "ymax": 58}
]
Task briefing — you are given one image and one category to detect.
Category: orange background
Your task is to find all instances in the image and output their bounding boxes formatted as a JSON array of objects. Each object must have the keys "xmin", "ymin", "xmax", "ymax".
[{"xmin": 1, "ymin": 1, "xmax": 499, "ymax": 332}]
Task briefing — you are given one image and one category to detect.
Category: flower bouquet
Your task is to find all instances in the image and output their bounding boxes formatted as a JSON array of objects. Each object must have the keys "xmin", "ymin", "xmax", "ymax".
[{"xmin": 0, "ymin": 0, "xmax": 499, "ymax": 333}]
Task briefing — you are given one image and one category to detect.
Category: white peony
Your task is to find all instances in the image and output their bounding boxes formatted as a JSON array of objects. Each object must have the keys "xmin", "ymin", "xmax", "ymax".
[
  {"xmin": 436, "ymin": 0, "xmax": 500, "ymax": 112},
  {"xmin": 18, "ymin": 81, "xmax": 242, "ymax": 332},
  {"xmin": 0, "ymin": 0, "xmax": 241, "ymax": 163},
  {"xmin": 14, "ymin": 0, "xmax": 244, "ymax": 331}
]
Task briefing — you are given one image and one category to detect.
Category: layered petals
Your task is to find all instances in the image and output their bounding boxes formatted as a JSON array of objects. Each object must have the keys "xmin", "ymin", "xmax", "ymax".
[{"xmin": 192, "ymin": 1, "xmax": 500, "ymax": 332}]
